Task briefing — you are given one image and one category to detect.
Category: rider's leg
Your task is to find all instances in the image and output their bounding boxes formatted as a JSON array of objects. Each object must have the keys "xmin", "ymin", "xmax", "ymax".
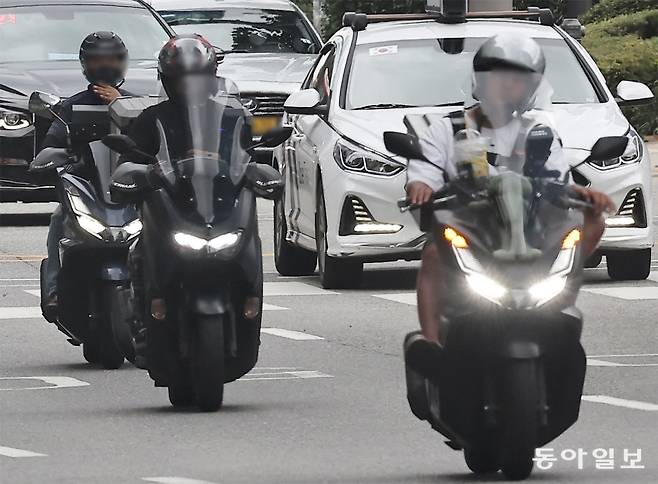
[
  {"xmin": 45, "ymin": 205, "xmax": 64, "ymax": 301},
  {"xmin": 582, "ymin": 212, "xmax": 605, "ymax": 257}
]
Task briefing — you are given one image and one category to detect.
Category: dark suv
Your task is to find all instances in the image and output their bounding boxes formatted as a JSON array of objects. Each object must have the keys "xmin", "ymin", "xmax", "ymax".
[{"xmin": 0, "ymin": 0, "xmax": 173, "ymax": 202}]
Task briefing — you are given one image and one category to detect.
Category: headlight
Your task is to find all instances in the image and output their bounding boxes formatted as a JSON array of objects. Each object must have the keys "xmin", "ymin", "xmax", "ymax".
[
  {"xmin": 333, "ymin": 140, "xmax": 404, "ymax": 176},
  {"xmin": 123, "ymin": 219, "xmax": 143, "ymax": 236},
  {"xmin": 529, "ymin": 275, "xmax": 567, "ymax": 307},
  {"xmin": 174, "ymin": 230, "xmax": 242, "ymax": 253},
  {"xmin": 0, "ymin": 110, "xmax": 31, "ymax": 130},
  {"xmin": 77, "ymin": 213, "xmax": 106, "ymax": 238},
  {"xmin": 589, "ymin": 129, "xmax": 643, "ymax": 169},
  {"xmin": 466, "ymin": 273, "xmax": 507, "ymax": 304}
]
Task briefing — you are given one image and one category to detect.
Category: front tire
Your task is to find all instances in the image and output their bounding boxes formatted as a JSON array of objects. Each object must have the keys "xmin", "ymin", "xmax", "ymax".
[
  {"xmin": 500, "ymin": 360, "xmax": 538, "ymax": 480},
  {"xmin": 193, "ymin": 315, "xmax": 226, "ymax": 412},
  {"xmin": 99, "ymin": 287, "xmax": 124, "ymax": 370},
  {"xmin": 316, "ymin": 187, "xmax": 363, "ymax": 289},
  {"xmin": 168, "ymin": 384, "xmax": 195, "ymax": 408},
  {"xmin": 464, "ymin": 446, "xmax": 500, "ymax": 474},
  {"xmin": 82, "ymin": 338, "xmax": 101, "ymax": 364},
  {"xmin": 274, "ymin": 199, "xmax": 317, "ymax": 276},
  {"xmin": 607, "ymin": 249, "xmax": 651, "ymax": 281}
]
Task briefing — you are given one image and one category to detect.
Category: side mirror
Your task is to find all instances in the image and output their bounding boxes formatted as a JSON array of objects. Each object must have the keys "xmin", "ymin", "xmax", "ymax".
[
  {"xmin": 590, "ymin": 136, "xmax": 629, "ymax": 162},
  {"xmin": 110, "ymin": 162, "xmax": 153, "ymax": 203},
  {"xmin": 616, "ymin": 81, "xmax": 654, "ymax": 106},
  {"xmin": 284, "ymin": 89, "xmax": 327, "ymax": 116},
  {"xmin": 103, "ymin": 134, "xmax": 138, "ymax": 155},
  {"xmin": 28, "ymin": 91, "xmax": 61, "ymax": 118},
  {"xmin": 384, "ymin": 131, "xmax": 427, "ymax": 161},
  {"xmin": 259, "ymin": 127, "xmax": 293, "ymax": 148},
  {"xmin": 29, "ymin": 147, "xmax": 70, "ymax": 173},
  {"xmin": 245, "ymin": 163, "xmax": 285, "ymax": 201}
]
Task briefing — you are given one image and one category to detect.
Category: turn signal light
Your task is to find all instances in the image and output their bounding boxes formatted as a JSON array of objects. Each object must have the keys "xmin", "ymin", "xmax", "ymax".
[
  {"xmin": 444, "ymin": 227, "xmax": 468, "ymax": 248},
  {"xmin": 562, "ymin": 229, "xmax": 581, "ymax": 249}
]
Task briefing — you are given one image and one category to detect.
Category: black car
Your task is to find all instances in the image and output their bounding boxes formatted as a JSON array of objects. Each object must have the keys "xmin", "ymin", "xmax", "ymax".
[{"xmin": 0, "ymin": 0, "xmax": 174, "ymax": 202}]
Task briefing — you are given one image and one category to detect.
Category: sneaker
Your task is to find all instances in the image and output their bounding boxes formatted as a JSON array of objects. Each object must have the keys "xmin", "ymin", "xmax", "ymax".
[{"xmin": 404, "ymin": 333, "xmax": 443, "ymax": 381}]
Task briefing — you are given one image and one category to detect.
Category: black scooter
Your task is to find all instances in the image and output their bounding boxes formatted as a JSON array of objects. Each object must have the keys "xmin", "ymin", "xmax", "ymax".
[
  {"xmin": 104, "ymin": 93, "xmax": 288, "ymax": 411},
  {"xmin": 29, "ymin": 91, "xmax": 140, "ymax": 369},
  {"xmin": 384, "ymin": 129, "xmax": 628, "ymax": 480}
]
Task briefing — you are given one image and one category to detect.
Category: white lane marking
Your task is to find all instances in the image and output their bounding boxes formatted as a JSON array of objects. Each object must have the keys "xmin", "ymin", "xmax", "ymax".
[
  {"xmin": 648, "ymin": 271, "xmax": 658, "ymax": 283},
  {"xmin": 0, "ymin": 307, "xmax": 42, "ymax": 320},
  {"xmin": 374, "ymin": 293, "xmax": 417, "ymax": 306},
  {"xmin": 590, "ymin": 353, "xmax": 658, "ymax": 358},
  {"xmin": 24, "ymin": 289, "xmax": 40, "ymax": 297},
  {"xmin": 586, "ymin": 358, "xmax": 658, "ymax": 367},
  {"xmin": 143, "ymin": 478, "xmax": 219, "ymax": 484},
  {"xmin": 0, "ymin": 279, "xmax": 39, "ymax": 281},
  {"xmin": 0, "ymin": 446, "xmax": 47, "ymax": 458},
  {"xmin": 262, "ymin": 303, "xmax": 288, "ymax": 311},
  {"xmin": 582, "ymin": 286, "xmax": 658, "ymax": 300},
  {"xmin": 0, "ymin": 376, "xmax": 89, "ymax": 391},
  {"xmin": 263, "ymin": 281, "xmax": 338, "ymax": 296},
  {"xmin": 241, "ymin": 369, "xmax": 332, "ymax": 381},
  {"xmin": 582, "ymin": 395, "xmax": 658, "ymax": 411},
  {"xmin": 261, "ymin": 328, "xmax": 323, "ymax": 340}
]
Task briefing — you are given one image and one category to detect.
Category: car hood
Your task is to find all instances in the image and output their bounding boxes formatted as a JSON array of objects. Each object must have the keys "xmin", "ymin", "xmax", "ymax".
[
  {"xmin": 220, "ymin": 53, "xmax": 316, "ymax": 95},
  {"xmin": 331, "ymin": 103, "xmax": 630, "ymax": 161},
  {"xmin": 0, "ymin": 61, "xmax": 161, "ymax": 112}
]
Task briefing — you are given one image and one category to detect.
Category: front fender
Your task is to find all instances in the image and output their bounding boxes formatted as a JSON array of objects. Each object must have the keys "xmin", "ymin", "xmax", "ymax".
[
  {"xmin": 191, "ymin": 291, "xmax": 230, "ymax": 316},
  {"xmin": 500, "ymin": 341, "xmax": 541, "ymax": 359}
]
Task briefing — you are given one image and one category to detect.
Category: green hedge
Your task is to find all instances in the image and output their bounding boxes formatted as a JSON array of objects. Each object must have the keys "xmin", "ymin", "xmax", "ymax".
[
  {"xmin": 583, "ymin": 10, "xmax": 658, "ymax": 135},
  {"xmin": 581, "ymin": 0, "xmax": 657, "ymax": 24}
]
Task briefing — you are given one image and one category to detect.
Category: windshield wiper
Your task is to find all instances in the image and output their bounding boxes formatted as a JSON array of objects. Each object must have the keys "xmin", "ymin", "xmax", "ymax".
[{"xmin": 353, "ymin": 103, "xmax": 419, "ymax": 110}]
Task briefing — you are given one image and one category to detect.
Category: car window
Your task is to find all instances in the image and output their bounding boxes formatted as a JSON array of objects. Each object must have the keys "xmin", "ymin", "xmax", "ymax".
[
  {"xmin": 160, "ymin": 8, "xmax": 319, "ymax": 54},
  {"xmin": 305, "ymin": 46, "xmax": 337, "ymax": 103},
  {"xmin": 346, "ymin": 37, "xmax": 600, "ymax": 109},
  {"xmin": 0, "ymin": 5, "xmax": 170, "ymax": 63}
]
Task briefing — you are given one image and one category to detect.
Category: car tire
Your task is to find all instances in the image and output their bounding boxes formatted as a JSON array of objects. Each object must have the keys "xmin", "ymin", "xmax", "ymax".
[
  {"xmin": 274, "ymin": 199, "xmax": 317, "ymax": 276},
  {"xmin": 315, "ymin": 184, "xmax": 363, "ymax": 289},
  {"xmin": 607, "ymin": 249, "xmax": 651, "ymax": 281}
]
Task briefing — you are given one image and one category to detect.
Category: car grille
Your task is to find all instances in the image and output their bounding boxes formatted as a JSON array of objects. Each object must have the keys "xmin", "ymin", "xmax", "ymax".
[{"xmin": 240, "ymin": 93, "xmax": 288, "ymax": 116}]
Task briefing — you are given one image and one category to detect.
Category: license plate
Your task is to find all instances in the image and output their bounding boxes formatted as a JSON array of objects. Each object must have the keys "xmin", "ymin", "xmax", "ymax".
[{"xmin": 252, "ymin": 116, "xmax": 280, "ymax": 136}]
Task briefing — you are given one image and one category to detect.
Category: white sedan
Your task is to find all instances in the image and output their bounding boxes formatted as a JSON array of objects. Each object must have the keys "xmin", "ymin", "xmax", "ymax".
[{"xmin": 274, "ymin": 13, "xmax": 655, "ymax": 288}]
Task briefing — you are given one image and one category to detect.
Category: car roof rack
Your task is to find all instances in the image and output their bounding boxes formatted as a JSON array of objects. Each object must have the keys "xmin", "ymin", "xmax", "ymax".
[{"xmin": 342, "ymin": 7, "xmax": 555, "ymax": 31}]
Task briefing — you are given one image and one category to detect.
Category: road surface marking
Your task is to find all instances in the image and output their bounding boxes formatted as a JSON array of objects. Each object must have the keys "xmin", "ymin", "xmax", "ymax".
[
  {"xmin": 582, "ymin": 395, "xmax": 658, "ymax": 411},
  {"xmin": 587, "ymin": 358, "xmax": 658, "ymax": 367},
  {"xmin": 374, "ymin": 293, "xmax": 416, "ymax": 306},
  {"xmin": 0, "ymin": 376, "xmax": 89, "ymax": 391},
  {"xmin": 241, "ymin": 369, "xmax": 332, "ymax": 381},
  {"xmin": 262, "ymin": 303, "xmax": 288, "ymax": 311},
  {"xmin": 0, "ymin": 307, "xmax": 42, "ymax": 320},
  {"xmin": 590, "ymin": 353, "xmax": 658, "ymax": 358},
  {"xmin": 143, "ymin": 478, "xmax": 219, "ymax": 484},
  {"xmin": 264, "ymin": 281, "xmax": 338, "ymax": 296},
  {"xmin": 24, "ymin": 289, "xmax": 40, "ymax": 297},
  {"xmin": 0, "ymin": 278, "xmax": 39, "ymax": 281},
  {"xmin": 0, "ymin": 446, "xmax": 47, "ymax": 458},
  {"xmin": 261, "ymin": 328, "xmax": 323, "ymax": 340},
  {"xmin": 582, "ymin": 286, "xmax": 658, "ymax": 300}
]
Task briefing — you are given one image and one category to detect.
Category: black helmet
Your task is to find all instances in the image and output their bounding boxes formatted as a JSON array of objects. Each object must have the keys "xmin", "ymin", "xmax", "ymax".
[
  {"xmin": 79, "ymin": 31, "xmax": 128, "ymax": 86},
  {"xmin": 472, "ymin": 34, "xmax": 546, "ymax": 114},
  {"xmin": 158, "ymin": 34, "xmax": 218, "ymax": 101}
]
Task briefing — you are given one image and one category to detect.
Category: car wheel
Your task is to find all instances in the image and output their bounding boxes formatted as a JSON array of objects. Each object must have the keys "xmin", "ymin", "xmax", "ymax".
[
  {"xmin": 607, "ymin": 249, "xmax": 651, "ymax": 281},
  {"xmin": 315, "ymin": 185, "xmax": 363, "ymax": 289},
  {"xmin": 274, "ymin": 199, "xmax": 317, "ymax": 276}
]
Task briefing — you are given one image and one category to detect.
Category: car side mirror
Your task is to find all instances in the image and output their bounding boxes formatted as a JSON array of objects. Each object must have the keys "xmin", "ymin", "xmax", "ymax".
[
  {"xmin": 616, "ymin": 81, "xmax": 654, "ymax": 106},
  {"xmin": 383, "ymin": 131, "xmax": 427, "ymax": 161},
  {"xmin": 110, "ymin": 162, "xmax": 153, "ymax": 203},
  {"xmin": 245, "ymin": 163, "xmax": 284, "ymax": 201},
  {"xmin": 29, "ymin": 147, "xmax": 70, "ymax": 173},
  {"xmin": 590, "ymin": 136, "xmax": 629, "ymax": 162},
  {"xmin": 28, "ymin": 91, "xmax": 61, "ymax": 118},
  {"xmin": 284, "ymin": 89, "xmax": 327, "ymax": 116}
]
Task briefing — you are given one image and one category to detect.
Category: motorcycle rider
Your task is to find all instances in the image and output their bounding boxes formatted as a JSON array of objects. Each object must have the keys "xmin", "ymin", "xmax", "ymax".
[
  {"xmin": 404, "ymin": 34, "xmax": 615, "ymax": 377},
  {"xmin": 42, "ymin": 31, "xmax": 131, "ymax": 315}
]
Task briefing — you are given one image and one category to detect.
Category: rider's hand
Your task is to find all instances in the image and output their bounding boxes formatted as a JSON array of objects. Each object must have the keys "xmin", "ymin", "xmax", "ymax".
[
  {"xmin": 570, "ymin": 186, "xmax": 615, "ymax": 216},
  {"xmin": 92, "ymin": 84, "xmax": 121, "ymax": 104},
  {"xmin": 406, "ymin": 182, "xmax": 434, "ymax": 206}
]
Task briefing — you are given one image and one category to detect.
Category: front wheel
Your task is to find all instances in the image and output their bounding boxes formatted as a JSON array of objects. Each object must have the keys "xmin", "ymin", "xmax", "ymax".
[
  {"xmin": 464, "ymin": 446, "xmax": 500, "ymax": 475},
  {"xmin": 192, "ymin": 315, "xmax": 226, "ymax": 411},
  {"xmin": 316, "ymin": 187, "xmax": 363, "ymax": 289},
  {"xmin": 99, "ymin": 286, "xmax": 124, "ymax": 370},
  {"xmin": 607, "ymin": 249, "xmax": 651, "ymax": 281},
  {"xmin": 168, "ymin": 384, "xmax": 195, "ymax": 408},
  {"xmin": 500, "ymin": 360, "xmax": 538, "ymax": 480}
]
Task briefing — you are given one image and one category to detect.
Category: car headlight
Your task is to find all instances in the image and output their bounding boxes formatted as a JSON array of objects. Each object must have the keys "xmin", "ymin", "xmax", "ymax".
[
  {"xmin": 174, "ymin": 230, "xmax": 242, "ymax": 253},
  {"xmin": 0, "ymin": 110, "xmax": 31, "ymax": 130},
  {"xmin": 333, "ymin": 140, "xmax": 404, "ymax": 176},
  {"xmin": 589, "ymin": 129, "xmax": 643, "ymax": 169}
]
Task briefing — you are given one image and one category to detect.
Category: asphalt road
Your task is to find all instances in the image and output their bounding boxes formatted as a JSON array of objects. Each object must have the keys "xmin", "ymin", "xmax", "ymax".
[{"xmin": 1, "ymin": 184, "xmax": 657, "ymax": 483}]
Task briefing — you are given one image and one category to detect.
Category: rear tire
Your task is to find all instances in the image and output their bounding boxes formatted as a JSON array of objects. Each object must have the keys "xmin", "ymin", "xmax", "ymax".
[
  {"xmin": 168, "ymin": 384, "xmax": 195, "ymax": 408},
  {"xmin": 500, "ymin": 360, "xmax": 538, "ymax": 481},
  {"xmin": 607, "ymin": 249, "xmax": 651, "ymax": 281},
  {"xmin": 464, "ymin": 446, "xmax": 500, "ymax": 474},
  {"xmin": 193, "ymin": 315, "xmax": 225, "ymax": 412},
  {"xmin": 274, "ymin": 199, "xmax": 317, "ymax": 276},
  {"xmin": 316, "ymin": 187, "xmax": 363, "ymax": 289}
]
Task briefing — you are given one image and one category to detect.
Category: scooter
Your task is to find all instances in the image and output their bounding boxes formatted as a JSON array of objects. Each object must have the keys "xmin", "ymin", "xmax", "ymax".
[
  {"xmin": 384, "ymin": 128, "xmax": 628, "ymax": 480},
  {"xmin": 29, "ymin": 91, "xmax": 141, "ymax": 369},
  {"xmin": 104, "ymin": 93, "xmax": 288, "ymax": 411}
]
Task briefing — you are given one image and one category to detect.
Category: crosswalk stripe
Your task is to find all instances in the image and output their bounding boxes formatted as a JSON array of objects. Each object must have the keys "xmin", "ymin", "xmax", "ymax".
[
  {"xmin": 143, "ymin": 478, "xmax": 219, "ymax": 484},
  {"xmin": 0, "ymin": 307, "xmax": 42, "ymax": 320},
  {"xmin": 263, "ymin": 281, "xmax": 337, "ymax": 296},
  {"xmin": 373, "ymin": 293, "xmax": 416, "ymax": 306},
  {"xmin": 582, "ymin": 395, "xmax": 658, "ymax": 412},
  {"xmin": 582, "ymin": 286, "xmax": 658, "ymax": 300},
  {"xmin": 0, "ymin": 446, "xmax": 47, "ymax": 458},
  {"xmin": 261, "ymin": 328, "xmax": 323, "ymax": 340}
]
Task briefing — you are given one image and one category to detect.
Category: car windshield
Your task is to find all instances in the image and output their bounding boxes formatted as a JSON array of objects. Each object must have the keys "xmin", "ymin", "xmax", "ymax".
[
  {"xmin": 160, "ymin": 8, "xmax": 318, "ymax": 54},
  {"xmin": 347, "ymin": 37, "xmax": 600, "ymax": 109},
  {"xmin": 0, "ymin": 5, "xmax": 170, "ymax": 63}
]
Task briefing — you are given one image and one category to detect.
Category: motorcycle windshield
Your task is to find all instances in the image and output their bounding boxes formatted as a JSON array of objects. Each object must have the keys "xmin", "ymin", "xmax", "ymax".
[{"xmin": 158, "ymin": 76, "xmax": 251, "ymax": 224}]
